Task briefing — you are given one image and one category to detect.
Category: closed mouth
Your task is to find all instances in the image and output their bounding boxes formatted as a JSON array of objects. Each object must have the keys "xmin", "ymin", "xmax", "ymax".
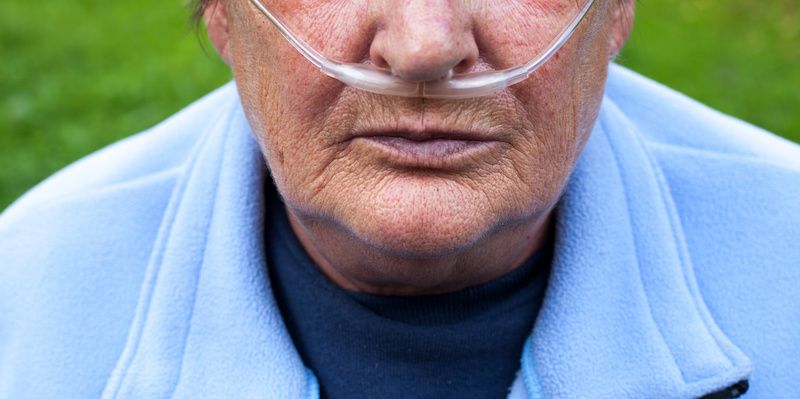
[{"xmin": 352, "ymin": 130, "xmax": 503, "ymax": 169}]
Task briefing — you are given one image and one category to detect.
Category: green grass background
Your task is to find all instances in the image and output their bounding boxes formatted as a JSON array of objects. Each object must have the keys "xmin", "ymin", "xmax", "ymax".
[{"xmin": 1, "ymin": 0, "xmax": 798, "ymax": 210}]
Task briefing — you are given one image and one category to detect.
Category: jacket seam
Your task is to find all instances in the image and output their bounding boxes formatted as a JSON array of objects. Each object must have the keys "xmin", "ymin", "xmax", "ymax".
[
  {"xmin": 166, "ymin": 97, "xmax": 241, "ymax": 398},
  {"xmin": 103, "ymin": 95, "xmax": 237, "ymax": 399},
  {"xmin": 611, "ymin": 104, "xmax": 746, "ymax": 390},
  {"xmin": 638, "ymin": 134, "xmax": 739, "ymax": 373},
  {"xmin": 599, "ymin": 114, "xmax": 686, "ymax": 382}
]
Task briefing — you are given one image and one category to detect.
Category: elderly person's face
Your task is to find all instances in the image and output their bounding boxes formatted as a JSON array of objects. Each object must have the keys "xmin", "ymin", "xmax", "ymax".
[{"xmin": 205, "ymin": 0, "xmax": 634, "ymax": 294}]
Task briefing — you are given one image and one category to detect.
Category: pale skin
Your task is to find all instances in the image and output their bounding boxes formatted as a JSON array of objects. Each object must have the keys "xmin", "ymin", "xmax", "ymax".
[{"xmin": 204, "ymin": 0, "xmax": 635, "ymax": 295}]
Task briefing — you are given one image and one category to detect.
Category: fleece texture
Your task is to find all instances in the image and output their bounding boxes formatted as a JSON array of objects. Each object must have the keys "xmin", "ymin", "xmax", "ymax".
[{"xmin": 1, "ymin": 64, "xmax": 798, "ymax": 398}]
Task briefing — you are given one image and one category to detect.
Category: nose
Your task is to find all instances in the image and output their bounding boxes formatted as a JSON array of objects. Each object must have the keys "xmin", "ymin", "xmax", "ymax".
[{"xmin": 369, "ymin": 0, "xmax": 479, "ymax": 82}]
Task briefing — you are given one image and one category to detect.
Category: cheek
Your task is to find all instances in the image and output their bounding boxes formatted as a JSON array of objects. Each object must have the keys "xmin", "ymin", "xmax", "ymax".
[
  {"xmin": 227, "ymin": 12, "xmax": 365, "ymax": 205},
  {"xmin": 513, "ymin": 8, "xmax": 613, "ymax": 158},
  {"xmin": 495, "ymin": 23, "xmax": 612, "ymax": 214},
  {"xmin": 250, "ymin": 97, "xmax": 362, "ymax": 215}
]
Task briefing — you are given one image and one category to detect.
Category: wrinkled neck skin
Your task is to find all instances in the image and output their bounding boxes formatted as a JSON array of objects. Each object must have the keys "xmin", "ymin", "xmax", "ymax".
[{"xmin": 286, "ymin": 204, "xmax": 555, "ymax": 296}]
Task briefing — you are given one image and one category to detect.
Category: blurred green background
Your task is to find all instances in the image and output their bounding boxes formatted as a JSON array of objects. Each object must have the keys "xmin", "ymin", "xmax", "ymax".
[{"xmin": 1, "ymin": 0, "xmax": 798, "ymax": 210}]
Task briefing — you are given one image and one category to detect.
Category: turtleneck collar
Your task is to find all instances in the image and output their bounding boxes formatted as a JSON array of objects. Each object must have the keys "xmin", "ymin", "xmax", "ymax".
[{"xmin": 265, "ymin": 182, "xmax": 552, "ymax": 399}]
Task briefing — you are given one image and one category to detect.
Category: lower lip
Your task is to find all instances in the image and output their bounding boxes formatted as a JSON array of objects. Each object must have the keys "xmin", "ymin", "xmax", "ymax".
[{"xmin": 356, "ymin": 136, "xmax": 501, "ymax": 168}]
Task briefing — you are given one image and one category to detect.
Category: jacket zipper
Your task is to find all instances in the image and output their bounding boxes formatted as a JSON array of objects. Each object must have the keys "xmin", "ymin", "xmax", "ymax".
[{"xmin": 699, "ymin": 380, "xmax": 749, "ymax": 399}]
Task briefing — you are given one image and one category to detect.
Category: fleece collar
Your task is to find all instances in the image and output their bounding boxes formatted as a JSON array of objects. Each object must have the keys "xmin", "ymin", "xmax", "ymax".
[
  {"xmin": 510, "ymin": 96, "xmax": 752, "ymax": 399},
  {"xmin": 101, "ymin": 84, "xmax": 750, "ymax": 399},
  {"xmin": 101, "ymin": 89, "xmax": 314, "ymax": 399}
]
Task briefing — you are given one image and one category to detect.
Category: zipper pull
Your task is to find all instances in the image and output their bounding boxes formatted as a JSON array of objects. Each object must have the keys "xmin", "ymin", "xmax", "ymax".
[{"xmin": 699, "ymin": 380, "xmax": 749, "ymax": 399}]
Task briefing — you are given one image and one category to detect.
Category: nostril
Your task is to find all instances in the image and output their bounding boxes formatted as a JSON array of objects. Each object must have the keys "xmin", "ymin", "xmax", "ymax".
[
  {"xmin": 453, "ymin": 54, "xmax": 477, "ymax": 75},
  {"xmin": 369, "ymin": 35, "xmax": 392, "ymax": 70},
  {"xmin": 372, "ymin": 54, "xmax": 390, "ymax": 70}
]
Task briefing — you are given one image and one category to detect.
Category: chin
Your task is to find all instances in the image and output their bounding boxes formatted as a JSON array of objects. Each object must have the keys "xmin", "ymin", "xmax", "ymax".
[{"xmin": 341, "ymin": 176, "xmax": 503, "ymax": 259}]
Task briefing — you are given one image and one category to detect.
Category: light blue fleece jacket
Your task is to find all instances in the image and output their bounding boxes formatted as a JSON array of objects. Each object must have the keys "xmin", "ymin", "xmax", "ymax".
[{"xmin": 1, "ymin": 65, "xmax": 798, "ymax": 398}]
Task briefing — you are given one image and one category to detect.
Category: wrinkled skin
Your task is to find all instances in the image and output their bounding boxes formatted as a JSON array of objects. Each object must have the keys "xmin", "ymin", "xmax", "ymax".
[{"xmin": 204, "ymin": 0, "xmax": 634, "ymax": 295}]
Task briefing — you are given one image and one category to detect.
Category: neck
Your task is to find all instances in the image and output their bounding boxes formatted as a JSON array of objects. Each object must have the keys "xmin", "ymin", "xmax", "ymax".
[{"xmin": 286, "ymin": 207, "xmax": 553, "ymax": 296}]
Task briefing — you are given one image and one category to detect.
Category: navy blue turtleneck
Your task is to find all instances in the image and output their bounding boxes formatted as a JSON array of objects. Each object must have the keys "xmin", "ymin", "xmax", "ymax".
[{"xmin": 265, "ymin": 183, "xmax": 551, "ymax": 399}]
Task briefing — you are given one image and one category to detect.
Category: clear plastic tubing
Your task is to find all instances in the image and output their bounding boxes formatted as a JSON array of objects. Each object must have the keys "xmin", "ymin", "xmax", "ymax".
[{"xmin": 247, "ymin": 0, "xmax": 597, "ymax": 99}]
